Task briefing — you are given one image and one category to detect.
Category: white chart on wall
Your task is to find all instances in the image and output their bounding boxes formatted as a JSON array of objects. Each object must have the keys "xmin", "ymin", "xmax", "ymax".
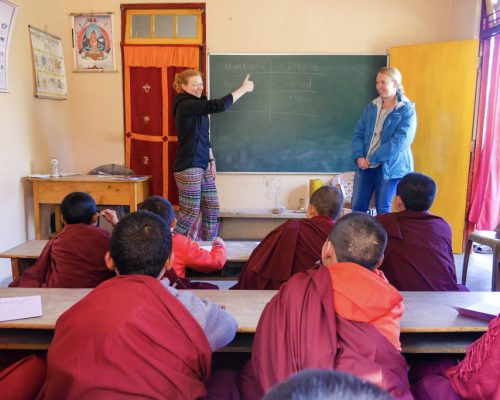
[{"xmin": 0, "ymin": 0, "xmax": 17, "ymax": 92}]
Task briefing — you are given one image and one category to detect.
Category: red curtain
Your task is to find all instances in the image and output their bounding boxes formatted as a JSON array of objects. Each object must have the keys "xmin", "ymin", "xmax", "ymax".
[
  {"xmin": 468, "ymin": 36, "xmax": 500, "ymax": 230},
  {"xmin": 123, "ymin": 46, "xmax": 199, "ymax": 203}
]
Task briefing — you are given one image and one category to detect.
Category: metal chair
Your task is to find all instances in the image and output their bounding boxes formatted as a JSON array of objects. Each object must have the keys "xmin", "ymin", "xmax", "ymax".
[
  {"xmin": 330, "ymin": 171, "xmax": 375, "ymax": 214},
  {"xmin": 462, "ymin": 219, "xmax": 500, "ymax": 291}
]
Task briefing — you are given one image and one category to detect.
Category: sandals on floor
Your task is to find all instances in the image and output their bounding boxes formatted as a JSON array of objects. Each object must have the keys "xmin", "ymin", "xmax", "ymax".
[{"xmin": 473, "ymin": 244, "xmax": 493, "ymax": 254}]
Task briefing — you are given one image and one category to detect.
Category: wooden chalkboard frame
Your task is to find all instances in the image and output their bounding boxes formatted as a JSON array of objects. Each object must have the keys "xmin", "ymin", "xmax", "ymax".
[{"xmin": 208, "ymin": 53, "xmax": 387, "ymax": 173}]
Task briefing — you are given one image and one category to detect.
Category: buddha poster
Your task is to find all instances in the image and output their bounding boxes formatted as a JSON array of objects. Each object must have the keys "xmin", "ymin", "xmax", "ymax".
[{"xmin": 71, "ymin": 13, "xmax": 115, "ymax": 72}]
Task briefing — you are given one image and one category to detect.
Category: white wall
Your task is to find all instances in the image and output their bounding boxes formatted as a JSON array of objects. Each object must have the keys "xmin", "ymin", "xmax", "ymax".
[
  {"xmin": 0, "ymin": 0, "xmax": 72, "ymax": 284},
  {"xmin": 64, "ymin": 0, "xmax": 482, "ymax": 211},
  {"xmin": 0, "ymin": 0, "xmax": 482, "ymax": 282}
]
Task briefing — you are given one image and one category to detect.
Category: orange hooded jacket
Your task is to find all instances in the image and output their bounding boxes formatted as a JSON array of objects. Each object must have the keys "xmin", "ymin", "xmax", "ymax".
[{"xmin": 326, "ymin": 261, "xmax": 404, "ymax": 350}]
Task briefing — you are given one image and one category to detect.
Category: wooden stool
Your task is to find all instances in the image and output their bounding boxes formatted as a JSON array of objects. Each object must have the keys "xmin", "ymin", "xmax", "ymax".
[{"xmin": 462, "ymin": 222, "xmax": 500, "ymax": 291}]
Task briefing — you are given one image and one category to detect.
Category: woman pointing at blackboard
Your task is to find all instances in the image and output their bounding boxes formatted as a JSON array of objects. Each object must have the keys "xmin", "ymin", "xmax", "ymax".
[
  {"xmin": 173, "ymin": 69, "xmax": 254, "ymax": 240},
  {"xmin": 351, "ymin": 66, "xmax": 417, "ymax": 215}
]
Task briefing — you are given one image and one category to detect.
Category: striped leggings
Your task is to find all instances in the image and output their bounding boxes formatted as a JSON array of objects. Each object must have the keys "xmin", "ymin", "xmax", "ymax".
[{"xmin": 173, "ymin": 167, "xmax": 219, "ymax": 240}]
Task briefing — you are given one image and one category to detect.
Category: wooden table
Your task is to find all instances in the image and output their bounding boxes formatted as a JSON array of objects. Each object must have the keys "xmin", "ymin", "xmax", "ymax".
[
  {"xmin": 27, "ymin": 175, "xmax": 151, "ymax": 239},
  {"xmin": 0, "ymin": 289, "xmax": 496, "ymax": 353},
  {"xmin": 0, "ymin": 240, "xmax": 259, "ymax": 281}
]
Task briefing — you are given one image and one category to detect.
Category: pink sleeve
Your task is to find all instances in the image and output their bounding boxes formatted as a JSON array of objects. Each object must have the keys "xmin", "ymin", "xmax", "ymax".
[{"xmin": 185, "ymin": 240, "xmax": 227, "ymax": 273}]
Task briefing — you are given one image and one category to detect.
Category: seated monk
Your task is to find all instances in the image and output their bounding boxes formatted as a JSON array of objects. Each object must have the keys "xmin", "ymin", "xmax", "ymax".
[
  {"xmin": 9, "ymin": 192, "xmax": 113, "ymax": 288},
  {"xmin": 376, "ymin": 172, "xmax": 467, "ymax": 291},
  {"xmin": 446, "ymin": 314, "xmax": 500, "ymax": 399},
  {"xmin": 410, "ymin": 314, "xmax": 500, "ymax": 400},
  {"xmin": 39, "ymin": 211, "xmax": 237, "ymax": 399},
  {"xmin": 0, "ymin": 355, "xmax": 46, "ymax": 400},
  {"xmin": 244, "ymin": 212, "xmax": 410, "ymax": 400},
  {"xmin": 140, "ymin": 196, "xmax": 226, "ymax": 279},
  {"xmin": 232, "ymin": 186, "xmax": 344, "ymax": 290}
]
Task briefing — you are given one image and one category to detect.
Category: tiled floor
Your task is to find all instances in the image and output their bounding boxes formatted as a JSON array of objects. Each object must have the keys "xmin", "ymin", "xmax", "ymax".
[{"xmin": 454, "ymin": 251, "xmax": 495, "ymax": 292}]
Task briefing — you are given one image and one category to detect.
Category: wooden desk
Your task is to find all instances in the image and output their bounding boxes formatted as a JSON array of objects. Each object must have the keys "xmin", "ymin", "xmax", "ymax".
[
  {"xmin": 197, "ymin": 240, "xmax": 259, "ymax": 263},
  {"xmin": 0, "ymin": 289, "xmax": 496, "ymax": 353},
  {"xmin": 27, "ymin": 175, "xmax": 151, "ymax": 239},
  {"xmin": 196, "ymin": 290, "xmax": 494, "ymax": 354},
  {"xmin": 0, "ymin": 240, "xmax": 259, "ymax": 280},
  {"xmin": 0, "ymin": 240, "xmax": 47, "ymax": 280}
]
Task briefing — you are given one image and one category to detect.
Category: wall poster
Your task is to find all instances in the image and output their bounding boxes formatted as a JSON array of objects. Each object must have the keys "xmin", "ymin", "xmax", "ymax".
[
  {"xmin": 28, "ymin": 25, "xmax": 67, "ymax": 100},
  {"xmin": 0, "ymin": 0, "xmax": 17, "ymax": 92},
  {"xmin": 71, "ymin": 13, "xmax": 116, "ymax": 72}
]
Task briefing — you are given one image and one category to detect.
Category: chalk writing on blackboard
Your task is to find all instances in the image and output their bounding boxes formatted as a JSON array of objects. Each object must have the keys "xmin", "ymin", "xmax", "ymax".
[{"xmin": 209, "ymin": 54, "xmax": 387, "ymax": 173}]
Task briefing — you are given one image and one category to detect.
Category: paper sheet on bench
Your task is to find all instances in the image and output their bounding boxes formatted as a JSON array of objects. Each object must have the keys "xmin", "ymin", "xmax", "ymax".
[
  {"xmin": 0, "ymin": 295, "xmax": 43, "ymax": 322},
  {"xmin": 200, "ymin": 246, "xmax": 212, "ymax": 251},
  {"xmin": 451, "ymin": 302, "xmax": 500, "ymax": 322}
]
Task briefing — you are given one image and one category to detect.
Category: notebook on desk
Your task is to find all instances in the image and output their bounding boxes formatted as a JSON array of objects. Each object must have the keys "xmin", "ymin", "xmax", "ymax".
[{"xmin": 451, "ymin": 302, "xmax": 500, "ymax": 322}]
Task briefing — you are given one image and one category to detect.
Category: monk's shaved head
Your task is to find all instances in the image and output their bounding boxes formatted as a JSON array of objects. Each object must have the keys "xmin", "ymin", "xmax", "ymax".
[
  {"xmin": 61, "ymin": 192, "xmax": 96, "ymax": 224},
  {"xmin": 397, "ymin": 172, "xmax": 437, "ymax": 211},
  {"xmin": 140, "ymin": 196, "xmax": 176, "ymax": 226},
  {"xmin": 310, "ymin": 186, "xmax": 344, "ymax": 220},
  {"xmin": 110, "ymin": 211, "xmax": 172, "ymax": 277},
  {"xmin": 263, "ymin": 369, "xmax": 392, "ymax": 400},
  {"xmin": 328, "ymin": 212, "xmax": 387, "ymax": 270}
]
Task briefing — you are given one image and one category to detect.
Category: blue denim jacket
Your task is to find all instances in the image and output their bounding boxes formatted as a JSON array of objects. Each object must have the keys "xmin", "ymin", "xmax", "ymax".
[{"xmin": 352, "ymin": 93, "xmax": 417, "ymax": 180}]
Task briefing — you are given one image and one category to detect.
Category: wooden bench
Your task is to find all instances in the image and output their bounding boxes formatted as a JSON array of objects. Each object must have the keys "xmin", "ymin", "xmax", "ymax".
[{"xmin": 219, "ymin": 208, "xmax": 306, "ymax": 240}]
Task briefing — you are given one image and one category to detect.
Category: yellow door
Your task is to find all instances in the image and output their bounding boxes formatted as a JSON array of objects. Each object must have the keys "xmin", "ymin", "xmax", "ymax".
[{"xmin": 390, "ymin": 40, "xmax": 479, "ymax": 253}]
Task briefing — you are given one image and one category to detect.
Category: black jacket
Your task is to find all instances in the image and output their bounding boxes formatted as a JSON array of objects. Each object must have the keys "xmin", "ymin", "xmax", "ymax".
[{"xmin": 173, "ymin": 93, "xmax": 233, "ymax": 172}]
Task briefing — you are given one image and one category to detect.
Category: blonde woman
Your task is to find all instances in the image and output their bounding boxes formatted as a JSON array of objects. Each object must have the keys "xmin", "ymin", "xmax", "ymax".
[
  {"xmin": 173, "ymin": 69, "xmax": 253, "ymax": 240},
  {"xmin": 351, "ymin": 66, "xmax": 417, "ymax": 215}
]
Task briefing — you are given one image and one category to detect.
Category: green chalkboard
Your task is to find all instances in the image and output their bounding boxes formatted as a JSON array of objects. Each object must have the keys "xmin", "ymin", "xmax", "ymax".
[{"xmin": 209, "ymin": 54, "xmax": 387, "ymax": 173}]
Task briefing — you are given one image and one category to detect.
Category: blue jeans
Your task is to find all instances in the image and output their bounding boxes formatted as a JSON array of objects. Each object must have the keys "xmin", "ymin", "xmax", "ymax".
[{"xmin": 351, "ymin": 167, "xmax": 400, "ymax": 215}]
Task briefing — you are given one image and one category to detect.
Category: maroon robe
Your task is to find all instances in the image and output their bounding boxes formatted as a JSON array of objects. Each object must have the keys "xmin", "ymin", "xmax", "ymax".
[
  {"xmin": 245, "ymin": 265, "xmax": 412, "ymax": 400},
  {"xmin": 232, "ymin": 216, "xmax": 334, "ymax": 290},
  {"xmin": 376, "ymin": 210, "xmax": 467, "ymax": 291},
  {"xmin": 0, "ymin": 355, "xmax": 46, "ymax": 400},
  {"xmin": 444, "ymin": 314, "xmax": 500, "ymax": 399},
  {"xmin": 9, "ymin": 224, "xmax": 113, "ymax": 288},
  {"xmin": 38, "ymin": 275, "xmax": 212, "ymax": 400}
]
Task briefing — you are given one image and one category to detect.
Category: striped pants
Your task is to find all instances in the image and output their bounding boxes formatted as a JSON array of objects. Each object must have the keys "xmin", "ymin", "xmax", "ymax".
[{"xmin": 173, "ymin": 167, "xmax": 219, "ymax": 240}]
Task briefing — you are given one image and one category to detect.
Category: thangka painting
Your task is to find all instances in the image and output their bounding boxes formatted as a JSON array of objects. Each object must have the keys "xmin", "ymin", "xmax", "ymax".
[
  {"xmin": 71, "ymin": 13, "xmax": 115, "ymax": 72},
  {"xmin": 28, "ymin": 26, "xmax": 67, "ymax": 100}
]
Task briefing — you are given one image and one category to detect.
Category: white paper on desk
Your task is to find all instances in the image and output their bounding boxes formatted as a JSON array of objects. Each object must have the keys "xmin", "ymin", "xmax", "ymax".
[
  {"xmin": 200, "ymin": 246, "xmax": 212, "ymax": 251},
  {"xmin": 0, "ymin": 295, "xmax": 43, "ymax": 322},
  {"xmin": 451, "ymin": 302, "xmax": 500, "ymax": 322},
  {"xmin": 56, "ymin": 172, "xmax": 81, "ymax": 177},
  {"xmin": 28, "ymin": 174, "xmax": 50, "ymax": 179}
]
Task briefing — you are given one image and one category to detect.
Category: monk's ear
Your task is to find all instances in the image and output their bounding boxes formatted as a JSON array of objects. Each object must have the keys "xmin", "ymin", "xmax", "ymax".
[
  {"xmin": 306, "ymin": 204, "xmax": 317, "ymax": 218},
  {"xmin": 91, "ymin": 212, "xmax": 99, "ymax": 225},
  {"xmin": 165, "ymin": 252, "xmax": 174, "ymax": 271},
  {"xmin": 395, "ymin": 195, "xmax": 405, "ymax": 212},
  {"xmin": 104, "ymin": 251, "xmax": 116, "ymax": 271},
  {"xmin": 157, "ymin": 252, "xmax": 174, "ymax": 279},
  {"xmin": 321, "ymin": 240, "xmax": 336, "ymax": 265},
  {"xmin": 171, "ymin": 218, "xmax": 177, "ymax": 231},
  {"xmin": 374, "ymin": 255, "xmax": 384, "ymax": 270}
]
